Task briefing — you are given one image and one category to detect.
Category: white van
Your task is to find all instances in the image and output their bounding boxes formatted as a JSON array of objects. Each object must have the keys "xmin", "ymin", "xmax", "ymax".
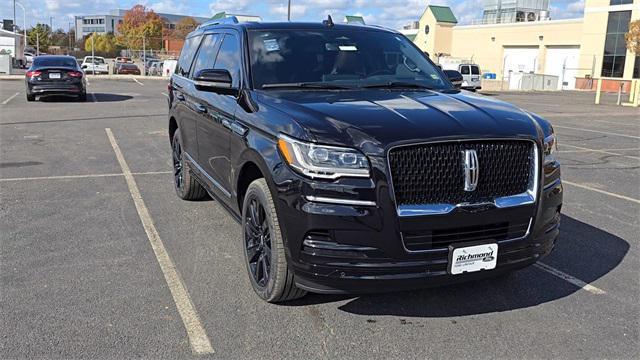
[
  {"xmin": 440, "ymin": 59, "xmax": 482, "ymax": 91},
  {"xmin": 458, "ymin": 64, "xmax": 482, "ymax": 91}
]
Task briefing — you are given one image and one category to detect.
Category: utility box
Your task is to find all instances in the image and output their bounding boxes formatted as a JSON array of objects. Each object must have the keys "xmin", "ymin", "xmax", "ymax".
[
  {"xmin": 0, "ymin": 54, "xmax": 12, "ymax": 74},
  {"xmin": 509, "ymin": 73, "xmax": 559, "ymax": 91}
]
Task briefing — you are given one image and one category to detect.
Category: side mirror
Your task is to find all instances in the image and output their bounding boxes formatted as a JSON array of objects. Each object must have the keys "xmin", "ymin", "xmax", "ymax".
[
  {"xmin": 443, "ymin": 70, "xmax": 463, "ymax": 89},
  {"xmin": 193, "ymin": 69, "xmax": 233, "ymax": 90}
]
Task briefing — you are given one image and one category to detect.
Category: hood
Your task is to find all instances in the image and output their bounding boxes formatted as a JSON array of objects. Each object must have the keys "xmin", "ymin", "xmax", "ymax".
[{"xmin": 257, "ymin": 89, "xmax": 542, "ymax": 156}]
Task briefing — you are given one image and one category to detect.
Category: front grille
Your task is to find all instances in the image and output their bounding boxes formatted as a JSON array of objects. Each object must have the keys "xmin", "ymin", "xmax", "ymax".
[
  {"xmin": 402, "ymin": 221, "xmax": 530, "ymax": 251},
  {"xmin": 389, "ymin": 140, "xmax": 533, "ymax": 206}
]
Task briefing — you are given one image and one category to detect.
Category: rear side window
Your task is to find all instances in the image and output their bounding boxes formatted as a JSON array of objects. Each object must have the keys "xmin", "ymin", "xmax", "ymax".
[
  {"xmin": 471, "ymin": 65, "xmax": 480, "ymax": 75},
  {"xmin": 176, "ymin": 35, "xmax": 202, "ymax": 77},
  {"xmin": 213, "ymin": 34, "xmax": 241, "ymax": 87},
  {"xmin": 33, "ymin": 57, "xmax": 77, "ymax": 68},
  {"xmin": 460, "ymin": 65, "xmax": 470, "ymax": 75},
  {"xmin": 191, "ymin": 34, "xmax": 221, "ymax": 77}
]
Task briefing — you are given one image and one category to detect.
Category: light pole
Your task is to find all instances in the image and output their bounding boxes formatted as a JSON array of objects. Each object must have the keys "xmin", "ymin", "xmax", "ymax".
[
  {"xmin": 91, "ymin": 33, "xmax": 95, "ymax": 75},
  {"xmin": 15, "ymin": 1, "xmax": 26, "ymax": 49},
  {"xmin": 287, "ymin": 0, "xmax": 291, "ymax": 21}
]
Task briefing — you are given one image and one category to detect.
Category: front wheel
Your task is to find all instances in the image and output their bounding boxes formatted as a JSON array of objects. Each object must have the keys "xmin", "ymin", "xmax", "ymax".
[
  {"xmin": 26, "ymin": 93, "xmax": 35, "ymax": 102},
  {"xmin": 242, "ymin": 178, "xmax": 306, "ymax": 303}
]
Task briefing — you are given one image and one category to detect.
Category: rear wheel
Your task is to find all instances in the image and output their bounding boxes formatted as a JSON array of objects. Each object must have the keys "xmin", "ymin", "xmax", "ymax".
[
  {"xmin": 26, "ymin": 93, "xmax": 35, "ymax": 102},
  {"xmin": 172, "ymin": 130, "xmax": 206, "ymax": 200},
  {"xmin": 242, "ymin": 178, "xmax": 306, "ymax": 303}
]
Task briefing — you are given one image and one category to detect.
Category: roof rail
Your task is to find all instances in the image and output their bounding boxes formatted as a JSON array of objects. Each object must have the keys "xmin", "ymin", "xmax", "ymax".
[{"xmin": 197, "ymin": 16, "xmax": 239, "ymax": 29}]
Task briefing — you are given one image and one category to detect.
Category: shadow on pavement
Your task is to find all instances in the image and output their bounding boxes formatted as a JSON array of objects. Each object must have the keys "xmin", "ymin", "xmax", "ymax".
[
  {"xmin": 287, "ymin": 215, "xmax": 629, "ymax": 317},
  {"xmin": 92, "ymin": 93, "xmax": 134, "ymax": 102},
  {"xmin": 38, "ymin": 93, "xmax": 133, "ymax": 102}
]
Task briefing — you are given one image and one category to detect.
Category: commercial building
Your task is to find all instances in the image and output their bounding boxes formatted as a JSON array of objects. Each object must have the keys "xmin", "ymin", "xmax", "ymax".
[
  {"xmin": 407, "ymin": 0, "xmax": 640, "ymax": 91},
  {"xmin": 74, "ymin": 10, "xmax": 210, "ymax": 42}
]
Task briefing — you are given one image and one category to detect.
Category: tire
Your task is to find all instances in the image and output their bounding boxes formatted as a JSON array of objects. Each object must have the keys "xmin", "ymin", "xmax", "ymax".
[
  {"xmin": 172, "ymin": 130, "xmax": 206, "ymax": 200},
  {"xmin": 26, "ymin": 93, "xmax": 35, "ymax": 102},
  {"xmin": 78, "ymin": 92, "xmax": 87, "ymax": 102},
  {"xmin": 242, "ymin": 178, "xmax": 306, "ymax": 303}
]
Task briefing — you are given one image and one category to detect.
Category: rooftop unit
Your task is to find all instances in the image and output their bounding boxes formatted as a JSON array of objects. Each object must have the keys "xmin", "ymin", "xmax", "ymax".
[{"xmin": 482, "ymin": 0, "xmax": 550, "ymax": 24}]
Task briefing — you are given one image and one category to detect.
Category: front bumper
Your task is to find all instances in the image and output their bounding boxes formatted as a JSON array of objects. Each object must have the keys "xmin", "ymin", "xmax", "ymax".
[{"xmin": 272, "ymin": 154, "xmax": 563, "ymax": 294}]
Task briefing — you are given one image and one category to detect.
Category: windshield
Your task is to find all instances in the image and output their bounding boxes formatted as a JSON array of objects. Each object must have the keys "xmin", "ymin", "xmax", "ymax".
[
  {"xmin": 33, "ymin": 57, "xmax": 78, "ymax": 68},
  {"xmin": 248, "ymin": 29, "xmax": 450, "ymax": 90}
]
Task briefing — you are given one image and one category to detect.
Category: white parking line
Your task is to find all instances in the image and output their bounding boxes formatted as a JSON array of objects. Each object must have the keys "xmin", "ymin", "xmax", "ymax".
[
  {"xmin": 553, "ymin": 125, "xmax": 640, "ymax": 140},
  {"xmin": 560, "ymin": 144, "xmax": 640, "ymax": 160},
  {"xmin": 105, "ymin": 128, "xmax": 214, "ymax": 355},
  {"xmin": 534, "ymin": 262, "xmax": 606, "ymax": 295},
  {"xmin": 563, "ymin": 180, "xmax": 640, "ymax": 204},
  {"xmin": 1, "ymin": 92, "xmax": 19, "ymax": 105},
  {"xmin": 132, "ymin": 78, "xmax": 144, "ymax": 86},
  {"xmin": 91, "ymin": 93, "xmax": 98, "ymax": 102},
  {"xmin": 161, "ymin": 92, "xmax": 169, "ymax": 98},
  {"xmin": 0, "ymin": 171, "xmax": 172, "ymax": 182}
]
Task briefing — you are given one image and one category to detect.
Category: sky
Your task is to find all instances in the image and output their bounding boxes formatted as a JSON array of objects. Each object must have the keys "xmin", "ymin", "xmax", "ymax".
[{"xmin": 2, "ymin": 0, "xmax": 586, "ymax": 31}]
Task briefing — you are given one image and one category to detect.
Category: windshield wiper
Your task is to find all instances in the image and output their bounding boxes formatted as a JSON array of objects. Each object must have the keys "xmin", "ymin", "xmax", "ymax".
[
  {"xmin": 361, "ymin": 81, "xmax": 435, "ymax": 90},
  {"xmin": 261, "ymin": 82, "xmax": 352, "ymax": 90}
]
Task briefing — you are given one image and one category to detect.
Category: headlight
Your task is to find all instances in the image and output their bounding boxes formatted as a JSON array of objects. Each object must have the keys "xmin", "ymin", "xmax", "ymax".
[
  {"xmin": 277, "ymin": 134, "xmax": 370, "ymax": 179},
  {"xmin": 543, "ymin": 132, "xmax": 557, "ymax": 164}
]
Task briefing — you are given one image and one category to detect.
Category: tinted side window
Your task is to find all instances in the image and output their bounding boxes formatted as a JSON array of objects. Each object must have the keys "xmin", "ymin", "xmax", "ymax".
[
  {"xmin": 214, "ymin": 34, "xmax": 241, "ymax": 87},
  {"xmin": 460, "ymin": 66, "xmax": 470, "ymax": 75},
  {"xmin": 191, "ymin": 34, "xmax": 221, "ymax": 77},
  {"xmin": 176, "ymin": 35, "xmax": 202, "ymax": 77},
  {"xmin": 471, "ymin": 65, "xmax": 480, "ymax": 75}
]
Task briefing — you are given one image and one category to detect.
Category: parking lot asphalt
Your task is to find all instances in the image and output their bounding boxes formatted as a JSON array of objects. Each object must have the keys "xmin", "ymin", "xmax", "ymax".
[{"xmin": 1, "ymin": 78, "xmax": 638, "ymax": 359}]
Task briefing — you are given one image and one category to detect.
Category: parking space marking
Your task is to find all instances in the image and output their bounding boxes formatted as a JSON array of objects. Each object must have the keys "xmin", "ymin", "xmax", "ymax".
[
  {"xmin": 132, "ymin": 78, "xmax": 144, "ymax": 86},
  {"xmin": 161, "ymin": 92, "xmax": 169, "ymax": 98},
  {"xmin": 91, "ymin": 93, "xmax": 98, "ymax": 103},
  {"xmin": 553, "ymin": 125, "xmax": 640, "ymax": 140},
  {"xmin": 1, "ymin": 92, "xmax": 19, "ymax": 105},
  {"xmin": 105, "ymin": 128, "xmax": 214, "ymax": 355},
  {"xmin": 534, "ymin": 263, "xmax": 606, "ymax": 295},
  {"xmin": 563, "ymin": 180, "xmax": 640, "ymax": 204},
  {"xmin": 560, "ymin": 144, "xmax": 640, "ymax": 160},
  {"xmin": 0, "ymin": 171, "xmax": 171, "ymax": 182}
]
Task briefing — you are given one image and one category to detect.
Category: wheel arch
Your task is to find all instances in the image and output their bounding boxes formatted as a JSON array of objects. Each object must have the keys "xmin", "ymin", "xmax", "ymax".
[
  {"xmin": 168, "ymin": 116, "xmax": 178, "ymax": 144},
  {"xmin": 236, "ymin": 155, "xmax": 269, "ymax": 213}
]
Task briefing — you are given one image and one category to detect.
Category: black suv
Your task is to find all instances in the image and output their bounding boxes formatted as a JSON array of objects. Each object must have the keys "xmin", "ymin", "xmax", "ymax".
[{"xmin": 168, "ymin": 18, "xmax": 562, "ymax": 303}]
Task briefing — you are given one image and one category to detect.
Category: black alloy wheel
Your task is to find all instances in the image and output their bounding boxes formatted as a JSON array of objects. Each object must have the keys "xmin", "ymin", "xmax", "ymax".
[
  {"xmin": 172, "ymin": 135, "xmax": 184, "ymax": 193},
  {"xmin": 241, "ymin": 178, "xmax": 306, "ymax": 302},
  {"xmin": 171, "ymin": 131, "xmax": 206, "ymax": 200},
  {"xmin": 244, "ymin": 196, "xmax": 272, "ymax": 288}
]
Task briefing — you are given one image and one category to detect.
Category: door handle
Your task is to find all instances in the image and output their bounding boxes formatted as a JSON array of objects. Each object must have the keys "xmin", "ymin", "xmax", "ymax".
[
  {"xmin": 195, "ymin": 104, "xmax": 207, "ymax": 113},
  {"xmin": 221, "ymin": 119, "xmax": 232, "ymax": 129},
  {"xmin": 175, "ymin": 93, "xmax": 185, "ymax": 101}
]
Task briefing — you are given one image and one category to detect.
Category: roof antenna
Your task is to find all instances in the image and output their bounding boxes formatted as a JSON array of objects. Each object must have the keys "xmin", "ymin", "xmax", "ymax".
[{"xmin": 323, "ymin": 15, "xmax": 334, "ymax": 27}]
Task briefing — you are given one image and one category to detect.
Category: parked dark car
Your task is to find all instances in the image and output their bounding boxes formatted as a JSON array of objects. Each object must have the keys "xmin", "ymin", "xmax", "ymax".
[
  {"xmin": 25, "ymin": 55, "xmax": 87, "ymax": 101},
  {"xmin": 116, "ymin": 63, "xmax": 141, "ymax": 75},
  {"xmin": 443, "ymin": 69, "xmax": 463, "ymax": 89},
  {"xmin": 168, "ymin": 19, "xmax": 562, "ymax": 303}
]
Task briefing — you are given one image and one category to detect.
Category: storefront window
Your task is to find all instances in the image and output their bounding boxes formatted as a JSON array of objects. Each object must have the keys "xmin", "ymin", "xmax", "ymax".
[
  {"xmin": 610, "ymin": 0, "xmax": 633, "ymax": 5},
  {"xmin": 601, "ymin": 11, "xmax": 631, "ymax": 78},
  {"xmin": 634, "ymin": 56, "xmax": 640, "ymax": 79}
]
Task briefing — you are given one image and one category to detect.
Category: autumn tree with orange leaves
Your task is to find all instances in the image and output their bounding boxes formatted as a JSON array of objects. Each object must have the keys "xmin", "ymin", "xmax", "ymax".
[
  {"xmin": 626, "ymin": 20, "xmax": 640, "ymax": 54},
  {"xmin": 116, "ymin": 5, "xmax": 164, "ymax": 50}
]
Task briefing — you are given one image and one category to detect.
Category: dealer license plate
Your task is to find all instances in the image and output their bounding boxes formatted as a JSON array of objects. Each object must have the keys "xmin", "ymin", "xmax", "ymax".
[{"xmin": 448, "ymin": 243, "xmax": 498, "ymax": 275}]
